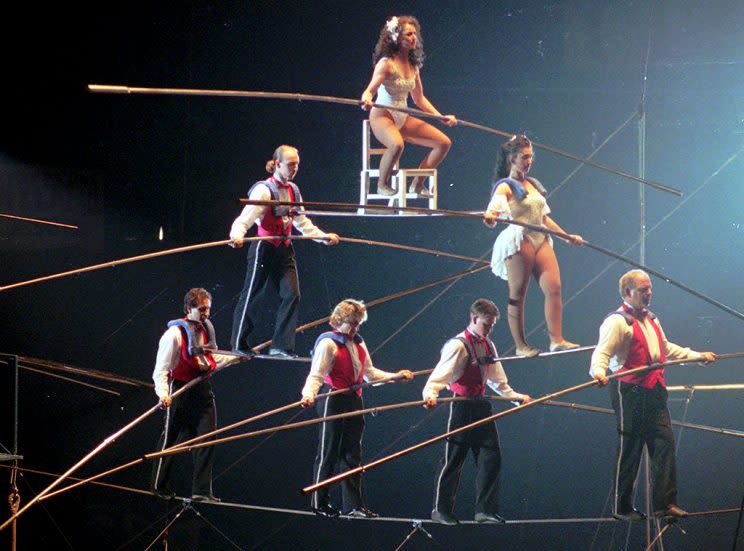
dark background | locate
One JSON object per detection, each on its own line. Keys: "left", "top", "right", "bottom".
{"left": 1, "top": 1, "right": 743, "bottom": 549}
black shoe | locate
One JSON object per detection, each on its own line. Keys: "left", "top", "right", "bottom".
{"left": 613, "top": 508, "right": 646, "bottom": 522}
{"left": 191, "top": 494, "right": 221, "bottom": 503}
{"left": 654, "top": 504, "right": 687, "bottom": 519}
{"left": 152, "top": 488, "right": 175, "bottom": 501}
{"left": 431, "top": 509, "right": 459, "bottom": 526}
{"left": 475, "top": 512, "right": 506, "bottom": 524}
{"left": 312, "top": 504, "right": 340, "bottom": 518}
{"left": 269, "top": 348, "right": 298, "bottom": 359}
{"left": 342, "top": 506, "right": 379, "bottom": 518}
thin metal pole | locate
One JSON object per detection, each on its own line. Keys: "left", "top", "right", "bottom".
{"left": 639, "top": 105, "right": 647, "bottom": 266}
{"left": 639, "top": 28, "right": 652, "bottom": 546}
{"left": 10, "top": 356, "right": 18, "bottom": 457}
{"left": 10, "top": 355, "right": 19, "bottom": 551}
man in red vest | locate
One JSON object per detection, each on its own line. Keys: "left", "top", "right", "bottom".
{"left": 300, "top": 299, "right": 413, "bottom": 518}
{"left": 423, "top": 298, "right": 532, "bottom": 526}
{"left": 591, "top": 270, "right": 716, "bottom": 521}
{"left": 151, "top": 288, "right": 240, "bottom": 502}
{"left": 229, "top": 145, "right": 339, "bottom": 358}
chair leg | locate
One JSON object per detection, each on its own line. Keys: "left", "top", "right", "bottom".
{"left": 429, "top": 173, "right": 437, "bottom": 210}
{"left": 359, "top": 172, "right": 369, "bottom": 214}
{"left": 398, "top": 171, "right": 407, "bottom": 212}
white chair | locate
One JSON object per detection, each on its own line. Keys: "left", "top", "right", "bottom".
{"left": 358, "top": 120, "right": 437, "bottom": 214}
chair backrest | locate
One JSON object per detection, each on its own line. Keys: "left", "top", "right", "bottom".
{"left": 361, "top": 119, "right": 389, "bottom": 171}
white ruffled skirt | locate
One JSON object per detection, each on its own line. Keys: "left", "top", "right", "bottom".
{"left": 490, "top": 224, "right": 552, "bottom": 280}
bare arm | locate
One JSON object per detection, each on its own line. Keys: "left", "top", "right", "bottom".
{"left": 485, "top": 359, "right": 528, "bottom": 402}
{"left": 543, "top": 215, "right": 583, "bottom": 245}
{"left": 361, "top": 59, "right": 393, "bottom": 109}
{"left": 410, "top": 71, "right": 456, "bottom": 126}
{"left": 291, "top": 212, "right": 339, "bottom": 245}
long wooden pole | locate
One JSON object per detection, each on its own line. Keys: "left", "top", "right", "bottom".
{"left": 39, "top": 372, "right": 427, "bottom": 501}
{"left": 301, "top": 354, "right": 743, "bottom": 495}
{"left": 0, "top": 359, "right": 245, "bottom": 531}
{"left": 0, "top": 213, "right": 78, "bottom": 229}
{"left": 87, "top": 84, "right": 683, "bottom": 195}
{"left": 242, "top": 199, "right": 744, "bottom": 322}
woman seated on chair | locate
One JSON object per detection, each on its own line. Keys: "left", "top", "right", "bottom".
{"left": 360, "top": 15, "right": 456, "bottom": 198}
{"left": 483, "top": 135, "right": 583, "bottom": 357}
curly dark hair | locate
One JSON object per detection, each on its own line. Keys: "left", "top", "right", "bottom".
{"left": 494, "top": 134, "right": 532, "bottom": 179}
{"left": 372, "top": 15, "right": 425, "bottom": 68}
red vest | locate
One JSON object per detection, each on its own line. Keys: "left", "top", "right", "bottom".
{"left": 170, "top": 323, "right": 217, "bottom": 382}
{"left": 615, "top": 305, "right": 666, "bottom": 389}
{"left": 255, "top": 177, "right": 298, "bottom": 247}
{"left": 449, "top": 330, "right": 491, "bottom": 397}
{"left": 319, "top": 331, "right": 367, "bottom": 396}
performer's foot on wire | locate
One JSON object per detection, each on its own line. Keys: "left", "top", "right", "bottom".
{"left": 376, "top": 184, "right": 396, "bottom": 196}
{"left": 312, "top": 504, "right": 340, "bottom": 518}
{"left": 152, "top": 488, "right": 175, "bottom": 501}
{"left": 431, "top": 509, "right": 459, "bottom": 525}
{"left": 269, "top": 348, "right": 298, "bottom": 359}
{"left": 515, "top": 345, "right": 540, "bottom": 358}
{"left": 549, "top": 340, "right": 580, "bottom": 352}
{"left": 613, "top": 508, "right": 646, "bottom": 522}
{"left": 474, "top": 512, "right": 506, "bottom": 524}
{"left": 232, "top": 347, "right": 256, "bottom": 359}
{"left": 343, "top": 506, "right": 379, "bottom": 518}
{"left": 192, "top": 494, "right": 221, "bottom": 503}
{"left": 654, "top": 504, "right": 687, "bottom": 519}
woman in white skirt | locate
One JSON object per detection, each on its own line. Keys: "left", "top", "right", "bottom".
{"left": 483, "top": 135, "right": 582, "bottom": 357}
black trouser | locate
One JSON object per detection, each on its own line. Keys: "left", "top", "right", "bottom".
{"left": 610, "top": 380, "right": 677, "bottom": 514}
{"left": 433, "top": 396, "right": 502, "bottom": 515}
{"left": 310, "top": 390, "right": 365, "bottom": 511}
{"left": 231, "top": 241, "right": 300, "bottom": 352}
{"left": 151, "top": 379, "right": 216, "bottom": 496}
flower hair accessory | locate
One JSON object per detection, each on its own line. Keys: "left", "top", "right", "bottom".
{"left": 386, "top": 16, "right": 400, "bottom": 42}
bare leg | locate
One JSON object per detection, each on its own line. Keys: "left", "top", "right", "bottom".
{"left": 369, "top": 108, "right": 404, "bottom": 195}
{"left": 400, "top": 116, "right": 452, "bottom": 194}
{"left": 533, "top": 241, "right": 577, "bottom": 349}
{"left": 533, "top": 241, "right": 563, "bottom": 343}
{"left": 505, "top": 240, "right": 536, "bottom": 354}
